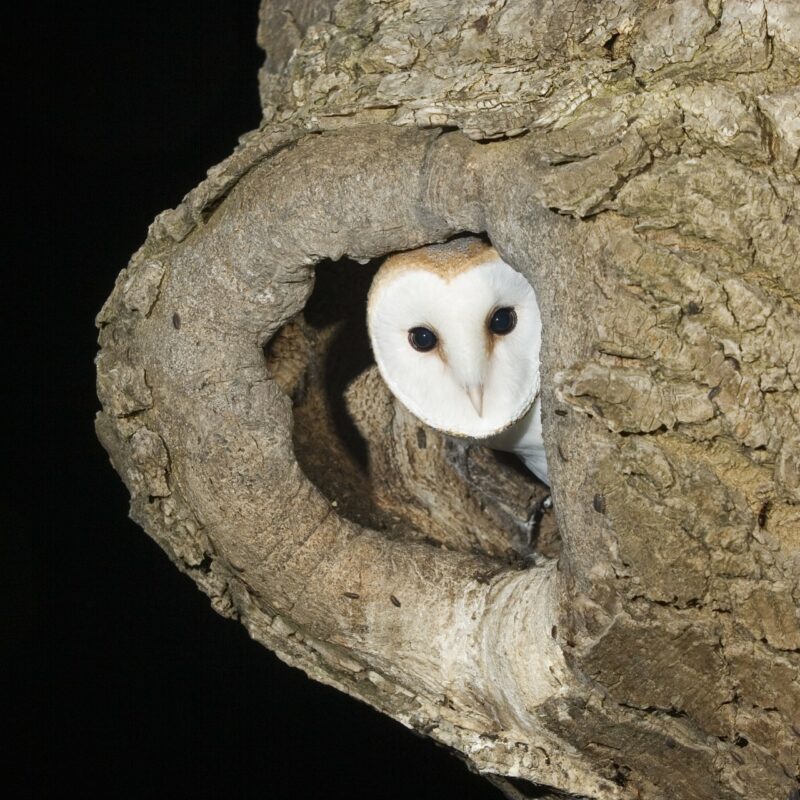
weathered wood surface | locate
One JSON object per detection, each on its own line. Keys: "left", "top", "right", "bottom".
{"left": 97, "top": 2, "right": 800, "bottom": 797}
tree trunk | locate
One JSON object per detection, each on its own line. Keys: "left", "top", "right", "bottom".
{"left": 95, "top": 1, "right": 800, "bottom": 798}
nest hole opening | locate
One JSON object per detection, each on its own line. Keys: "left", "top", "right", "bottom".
{"left": 264, "top": 255, "right": 560, "bottom": 562}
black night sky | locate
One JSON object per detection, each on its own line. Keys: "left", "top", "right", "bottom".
{"left": 21, "top": 3, "right": 504, "bottom": 797}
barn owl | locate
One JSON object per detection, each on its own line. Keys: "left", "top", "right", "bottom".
{"left": 367, "top": 237, "right": 548, "bottom": 484}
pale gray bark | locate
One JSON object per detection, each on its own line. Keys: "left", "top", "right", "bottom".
{"left": 96, "top": 2, "right": 800, "bottom": 798}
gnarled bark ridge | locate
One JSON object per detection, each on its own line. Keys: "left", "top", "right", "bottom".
{"left": 97, "top": 2, "right": 800, "bottom": 798}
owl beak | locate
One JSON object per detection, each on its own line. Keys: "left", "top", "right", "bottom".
{"left": 465, "top": 383, "right": 484, "bottom": 417}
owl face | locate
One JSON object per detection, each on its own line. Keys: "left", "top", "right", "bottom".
{"left": 367, "top": 242, "right": 542, "bottom": 439}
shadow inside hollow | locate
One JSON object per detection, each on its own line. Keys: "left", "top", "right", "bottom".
{"left": 302, "top": 259, "right": 377, "bottom": 473}
{"left": 265, "top": 256, "right": 392, "bottom": 529}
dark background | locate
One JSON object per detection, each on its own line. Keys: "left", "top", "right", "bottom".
{"left": 22, "top": 3, "right": 502, "bottom": 797}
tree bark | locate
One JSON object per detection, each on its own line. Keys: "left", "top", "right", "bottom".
{"left": 96, "top": 2, "right": 800, "bottom": 798}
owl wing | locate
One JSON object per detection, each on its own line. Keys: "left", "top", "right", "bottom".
{"left": 488, "top": 397, "right": 549, "bottom": 485}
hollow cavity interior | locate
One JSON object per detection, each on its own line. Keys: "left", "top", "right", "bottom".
{"left": 264, "top": 257, "right": 560, "bottom": 561}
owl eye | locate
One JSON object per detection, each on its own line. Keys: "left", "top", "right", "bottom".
{"left": 489, "top": 307, "right": 516, "bottom": 335}
{"left": 408, "top": 326, "right": 438, "bottom": 352}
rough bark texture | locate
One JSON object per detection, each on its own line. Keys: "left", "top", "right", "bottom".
{"left": 96, "top": 2, "right": 800, "bottom": 798}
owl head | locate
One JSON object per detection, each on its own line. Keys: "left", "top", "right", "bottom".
{"left": 367, "top": 238, "right": 542, "bottom": 439}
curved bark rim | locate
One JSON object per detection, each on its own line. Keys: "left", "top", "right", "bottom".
{"left": 96, "top": 123, "right": 617, "bottom": 797}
